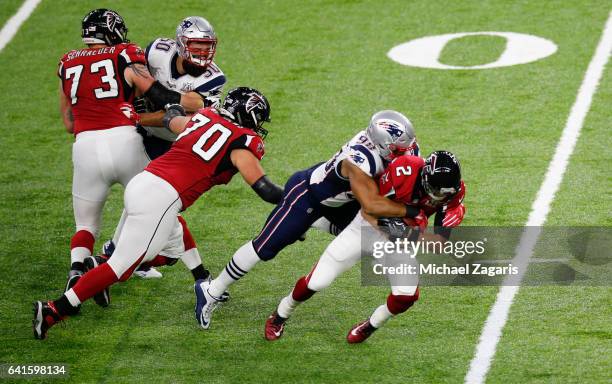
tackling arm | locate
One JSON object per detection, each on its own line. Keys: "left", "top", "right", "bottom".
{"left": 342, "top": 160, "right": 407, "bottom": 218}
{"left": 231, "top": 149, "right": 283, "bottom": 203}
{"left": 123, "top": 64, "right": 203, "bottom": 112}
{"left": 58, "top": 81, "right": 73, "bottom": 133}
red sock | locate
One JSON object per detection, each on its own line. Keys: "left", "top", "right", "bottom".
{"left": 386, "top": 288, "right": 420, "bottom": 315}
{"left": 70, "top": 230, "right": 95, "bottom": 253}
{"left": 178, "top": 216, "right": 197, "bottom": 251}
{"left": 292, "top": 276, "right": 316, "bottom": 302}
{"left": 144, "top": 255, "right": 178, "bottom": 267}
{"left": 72, "top": 263, "right": 118, "bottom": 302}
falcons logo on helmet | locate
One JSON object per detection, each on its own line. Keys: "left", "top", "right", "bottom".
{"left": 377, "top": 120, "right": 404, "bottom": 139}
{"left": 246, "top": 93, "right": 267, "bottom": 113}
{"left": 105, "top": 11, "right": 123, "bottom": 32}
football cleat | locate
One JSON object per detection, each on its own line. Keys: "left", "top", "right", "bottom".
{"left": 264, "top": 311, "right": 287, "bottom": 341}
{"left": 134, "top": 265, "right": 163, "bottom": 279}
{"left": 65, "top": 269, "right": 82, "bottom": 292}
{"left": 83, "top": 255, "right": 110, "bottom": 307}
{"left": 347, "top": 319, "right": 377, "bottom": 344}
{"left": 101, "top": 239, "right": 115, "bottom": 257}
{"left": 194, "top": 279, "right": 223, "bottom": 329}
{"left": 32, "top": 301, "right": 63, "bottom": 340}
{"left": 202, "top": 274, "right": 230, "bottom": 303}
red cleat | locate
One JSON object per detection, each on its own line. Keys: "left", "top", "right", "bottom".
{"left": 347, "top": 319, "right": 377, "bottom": 344}
{"left": 264, "top": 311, "right": 287, "bottom": 341}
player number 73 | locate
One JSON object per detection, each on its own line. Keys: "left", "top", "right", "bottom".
{"left": 64, "top": 59, "right": 119, "bottom": 105}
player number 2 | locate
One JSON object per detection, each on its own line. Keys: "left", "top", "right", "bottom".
{"left": 192, "top": 124, "right": 232, "bottom": 161}
{"left": 395, "top": 165, "right": 412, "bottom": 176}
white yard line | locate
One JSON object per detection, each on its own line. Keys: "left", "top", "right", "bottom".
{"left": 464, "top": 11, "right": 612, "bottom": 384}
{"left": 0, "top": 0, "right": 42, "bottom": 53}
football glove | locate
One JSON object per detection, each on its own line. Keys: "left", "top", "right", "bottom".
{"left": 119, "top": 102, "right": 140, "bottom": 126}
{"left": 133, "top": 96, "right": 155, "bottom": 114}
{"left": 442, "top": 204, "right": 465, "bottom": 227}
{"left": 377, "top": 217, "right": 410, "bottom": 240}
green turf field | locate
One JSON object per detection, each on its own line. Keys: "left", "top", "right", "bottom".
{"left": 0, "top": 1, "right": 610, "bottom": 383}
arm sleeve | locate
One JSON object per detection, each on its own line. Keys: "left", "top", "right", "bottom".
{"left": 251, "top": 175, "right": 283, "bottom": 204}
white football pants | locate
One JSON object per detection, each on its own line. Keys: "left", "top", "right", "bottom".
{"left": 71, "top": 126, "right": 149, "bottom": 237}
{"left": 106, "top": 171, "right": 182, "bottom": 279}
{"left": 307, "top": 212, "right": 418, "bottom": 296}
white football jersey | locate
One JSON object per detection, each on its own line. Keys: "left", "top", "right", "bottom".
{"left": 308, "top": 130, "right": 386, "bottom": 207}
{"left": 143, "top": 37, "right": 226, "bottom": 140}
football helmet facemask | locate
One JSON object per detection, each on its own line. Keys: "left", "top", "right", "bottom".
{"left": 176, "top": 16, "right": 217, "bottom": 70}
{"left": 422, "top": 151, "right": 461, "bottom": 201}
{"left": 222, "top": 87, "right": 271, "bottom": 139}
{"left": 82, "top": 9, "right": 129, "bottom": 46}
{"left": 366, "top": 110, "right": 417, "bottom": 161}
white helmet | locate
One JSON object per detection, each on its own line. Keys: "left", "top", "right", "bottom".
{"left": 366, "top": 110, "right": 416, "bottom": 161}
{"left": 176, "top": 16, "right": 217, "bottom": 68}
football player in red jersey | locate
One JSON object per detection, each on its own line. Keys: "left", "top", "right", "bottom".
{"left": 59, "top": 9, "right": 202, "bottom": 294}
{"left": 264, "top": 151, "right": 466, "bottom": 343}
{"left": 33, "top": 87, "right": 282, "bottom": 340}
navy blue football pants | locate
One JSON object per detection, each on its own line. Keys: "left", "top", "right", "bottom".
{"left": 252, "top": 169, "right": 360, "bottom": 261}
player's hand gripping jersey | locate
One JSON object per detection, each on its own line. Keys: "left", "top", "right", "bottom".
{"left": 379, "top": 155, "right": 466, "bottom": 231}
{"left": 58, "top": 43, "right": 146, "bottom": 135}
{"left": 145, "top": 107, "right": 264, "bottom": 209}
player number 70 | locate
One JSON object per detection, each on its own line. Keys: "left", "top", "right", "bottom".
{"left": 176, "top": 113, "right": 232, "bottom": 161}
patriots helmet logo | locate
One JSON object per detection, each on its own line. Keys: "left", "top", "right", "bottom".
{"left": 181, "top": 20, "right": 193, "bottom": 30}
{"left": 377, "top": 119, "right": 404, "bottom": 140}
{"left": 246, "top": 93, "right": 267, "bottom": 113}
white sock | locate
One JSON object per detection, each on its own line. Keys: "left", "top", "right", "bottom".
{"left": 369, "top": 304, "right": 393, "bottom": 328}
{"left": 70, "top": 247, "right": 90, "bottom": 265}
{"left": 277, "top": 293, "right": 299, "bottom": 319}
{"left": 181, "top": 248, "right": 202, "bottom": 270}
{"left": 311, "top": 217, "right": 331, "bottom": 232}
{"left": 311, "top": 217, "right": 341, "bottom": 235}
{"left": 209, "top": 241, "right": 260, "bottom": 298}
{"left": 65, "top": 289, "right": 82, "bottom": 307}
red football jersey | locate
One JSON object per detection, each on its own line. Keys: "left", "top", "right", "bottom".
{"left": 379, "top": 155, "right": 465, "bottom": 217}
{"left": 146, "top": 108, "right": 265, "bottom": 209}
{"left": 58, "top": 43, "right": 146, "bottom": 135}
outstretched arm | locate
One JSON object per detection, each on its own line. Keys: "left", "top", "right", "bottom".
{"left": 231, "top": 149, "right": 283, "bottom": 204}
{"left": 124, "top": 64, "right": 203, "bottom": 111}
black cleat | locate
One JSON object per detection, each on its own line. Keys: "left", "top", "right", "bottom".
{"left": 83, "top": 255, "right": 110, "bottom": 307}
{"left": 32, "top": 301, "right": 63, "bottom": 340}
{"left": 65, "top": 270, "right": 82, "bottom": 292}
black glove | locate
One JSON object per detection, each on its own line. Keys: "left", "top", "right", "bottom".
{"left": 133, "top": 96, "right": 155, "bottom": 114}
{"left": 377, "top": 217, "right": 410, "bottom": 240}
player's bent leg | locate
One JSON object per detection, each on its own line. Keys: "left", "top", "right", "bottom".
{"left": 208, "top": 174, "right": 317, "bottom": 298}
{"left": 347, "top": 287, "right": 420, "bottom": 344}
{"left": 267, "top": 214, "right": 364, "bottom": 341}
{"left": 36, "top": 172, "right": 182, "bottom": 339}
{"left": 68, "top": 195, "right": 107, "bottom": 294}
